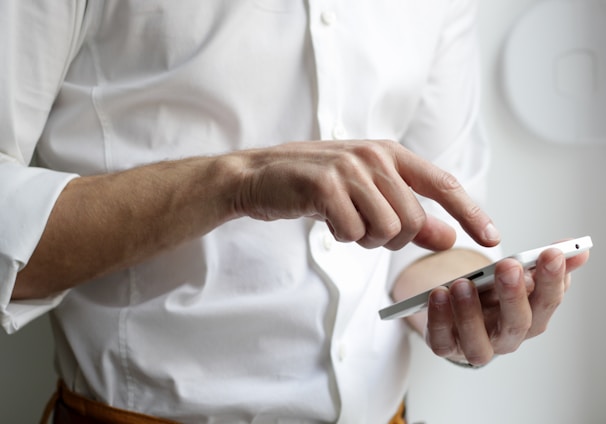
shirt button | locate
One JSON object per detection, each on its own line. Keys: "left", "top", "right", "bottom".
{"left": 337, "top": 342, "right": 347, "bottom": 362}
{"left": 322, "top": 233, "right": 335, "bottom": 251}
{"left": 332, "top": 123, "right": 347, "bottom": 140}
{"left": 321, "top": 11, "right": 337, "bottom": 26}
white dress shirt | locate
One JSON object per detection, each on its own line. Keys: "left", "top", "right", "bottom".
{"left": 0, "top": 1, "right": 498, "bottom": 422}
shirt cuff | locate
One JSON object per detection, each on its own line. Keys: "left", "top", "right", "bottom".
{"left": 0, "top": 160, "right": 78, "bottom": 334}
{"left": 1, "top": 286, "right": 69, "bottom": 335}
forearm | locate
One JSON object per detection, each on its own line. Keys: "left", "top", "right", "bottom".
{"left": 13, "top": 139, "right": 500, "bottom": 300}
{"left": 13, "top": 155, "right": 243, "bottom": 299}
{"left": 393, "top": 248, "right": 492, "bottom": 335}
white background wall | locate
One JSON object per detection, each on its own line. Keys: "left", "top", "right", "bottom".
{"left": 0, "top": 1, "right": 604, "bottom": 423}
{"left": 407, "top": 1, "right": 606, "bottom": 423}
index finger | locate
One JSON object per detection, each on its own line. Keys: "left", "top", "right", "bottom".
{"left": 395, "top": 147, "right": 500, "bottom": 248}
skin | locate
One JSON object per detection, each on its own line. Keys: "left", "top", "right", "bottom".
{"left": 395, "top": 247, "right": 589, "bottom": 365}
{"left": 14, "top": 139, "right": 498, "bottom": 298}
{"left": 13, "top": 138, "right": 588, "bottom": 364}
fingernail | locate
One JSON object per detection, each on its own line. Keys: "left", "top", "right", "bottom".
{"left": 498, "top": 267, "right": 521, "bottom": 286}
{"left": 430, "top": 288, "right": 449, "bottom": 306}
{"left": 545, "top": 254, "right": 564, "bottom": 273}
{"left": 451, "top": 280, "right": 473, "bottom": 299}
{"left": 483, "top": 222, "right": 501, "bottom": 243}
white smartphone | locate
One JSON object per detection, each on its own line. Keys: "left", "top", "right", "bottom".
{"left": 379, "top": 236, "right": 593, "bottom": 320}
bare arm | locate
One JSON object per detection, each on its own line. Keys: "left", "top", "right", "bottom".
{"left": 14, "top": 139, "right": 500, "bottom": 300}
{"left": 13, "top": 156, "right": 242, "bottom": 299}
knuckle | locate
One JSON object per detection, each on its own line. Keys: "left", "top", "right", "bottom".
{"left": 384, "top": 218, "right": 403, "bottom": 238}
{"left": 337, "top": 227, "right": 365, "bottom": 243}
{"left": 321, "top": 149, "right": 360, "bottom": 183}
{"left": 540, "top": 298, "right": 563, "bottom": 314}
{"left": 427, "top": 317, "right": 452, "bottom": 334}
{"left": 340, "top": 150, "right": 363, "bottom": 171}
{"left": 504, "top": 323, "right": 531, "bottom": 340}
{"left": 495, "top": 343, "right": 521, "bottom": 355}
{"left": 351, "top": 141, "right": 391, "bottom": 167}
{"left": 368, "top": 218, "right": 402, "bottom": 243}
{"left": 462, "top": 203, "right": 484, "bottom": 224}
{"left": 528, "top": 323, "right": 548, "bottom": 337}
{"left": 326, "top": 216, "right": 366, "bottom": 245}
{"left": 465, "top": 351, "right": 493, "bottom": 366}
{"left": 457, "top": 318, "right": 478, "bottom": 335}
{"left": 356, "top": 236, "right": 380, "bottom": 249}
{"left": 493, "top": 323, "right": 531, "bottom": 354}
{"left": 435, "top": 170, "right": 461, "bottom": 192}
{"left": 320, "top": 167, "right": 341, "bottom": 188}
{"left": 314, "top": 170, "right": 343, "bottom": 200}
{"left": 389, "top": 214, "right": 425, "bottom": 250}
{"left": 431, "top": 345, "right": 457, "bottom": 358}
{"left": 533, "top": 292, "right": 564, "bottom": 314}
{"left": 328, "top": 216, "right": 364, "bottom": 243}
{"left": 357, "top": 216, "right": 402, "bottom": 249}
{"left": 403, "top": 209, "right": 426, "bottom": 236}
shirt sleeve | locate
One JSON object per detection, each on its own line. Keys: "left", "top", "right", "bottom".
{"left": 0, "top": 1, "right": 88, "bottom": 334}
{"left": 388, "top": 0, "right": 502, "bottom": 288}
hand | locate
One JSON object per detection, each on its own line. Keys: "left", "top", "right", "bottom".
{"left": 17, "top": 139, "right": 499, "bottom": 299}
{"left": 424, "top": 246, "right": 590, "bottom": 366}
{"left": 234, "top": 139, "right": 500, "bottom": 251}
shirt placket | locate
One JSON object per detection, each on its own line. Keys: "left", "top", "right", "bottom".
{"left": 307, "top": 0, "right": 348, "bottom": 142}
{"left": 307, "top": 2, "right": 367, "bottom": 421}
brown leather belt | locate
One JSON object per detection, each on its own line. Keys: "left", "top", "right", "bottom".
{"left": 40, "top": 381, "right": 179, "bottom": 424}
{"left": 42, "top": 380, "right": 407, "bottom": 424}
{"left": 388, "top": 400, "right": 407, "bottom": 424}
